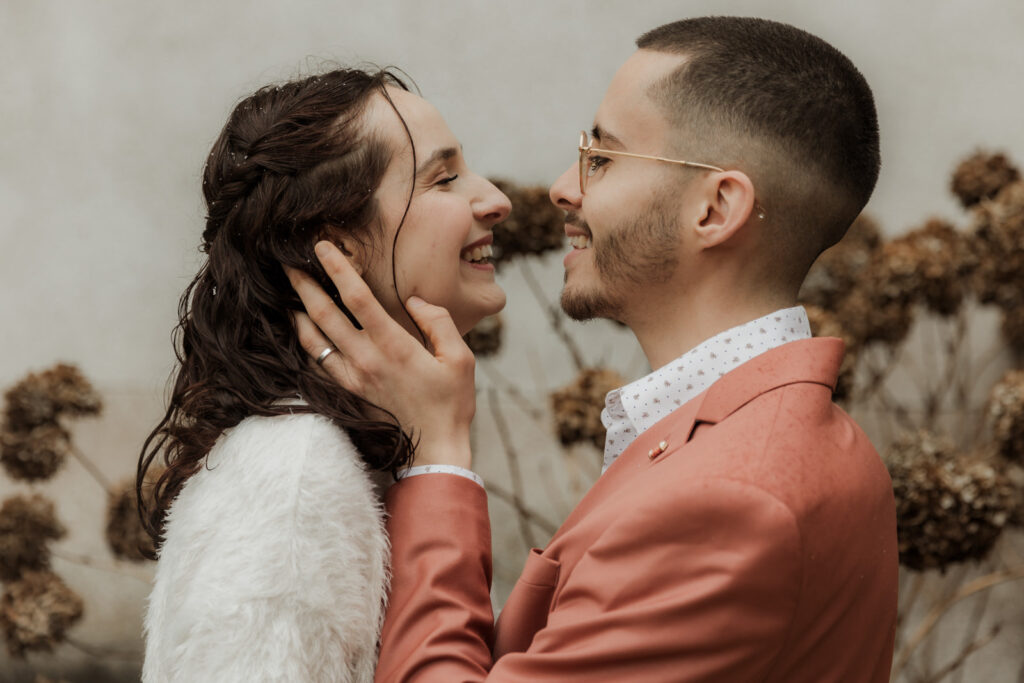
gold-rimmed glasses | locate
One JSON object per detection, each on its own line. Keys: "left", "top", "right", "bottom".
{"left": 578, "top": 130, "right": 725, "bottom": 195}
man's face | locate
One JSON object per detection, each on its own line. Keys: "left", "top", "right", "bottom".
{"left": 550, "top": 50, "right": 692, "bottom": 323}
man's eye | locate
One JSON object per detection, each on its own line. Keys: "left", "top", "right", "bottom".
{"left": 587, "top": 156, "right": 609, "bottom": 176}
{"left": 437, "top": 174, "right": 459, "bottom": 186}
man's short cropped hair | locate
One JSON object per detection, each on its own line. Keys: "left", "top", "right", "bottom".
{"left": 637, "top": 17, "right": 880, "bottom": 252}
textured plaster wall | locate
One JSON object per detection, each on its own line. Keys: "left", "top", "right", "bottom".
{"left": 1, "top": 0, "right": 1023, "bottom": 679}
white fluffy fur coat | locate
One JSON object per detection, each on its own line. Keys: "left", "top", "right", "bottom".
{"left": 143, "top": 412, "right": 389, "bottom": 682}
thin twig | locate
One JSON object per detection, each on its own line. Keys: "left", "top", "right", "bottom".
{"left": 950, "top": 583, "right": 992, "bottom": 683}
{"left": 970, "top": 339, "right": 1010, "bottom": 396}
{"left": 856, "top": 345, "right": 902, "bottom": 405}
{"left": 51, "top": 549, "right": 153, "bottom": 584}
{"left": 478, "top": 361, "right": 546, "bottom": 422}
{"left": 64, "top": 635, "right": 143, "bottom": 661}
{"left": 488, "top": 388, "right": 538, "bottom": 548}
{"left": 896, "top": 571, "right": 928, "bottom": 648}
{"left": 518, "top": 259, "right": 586, "bottom": 372}
{"left": 922, "top": 624, "right": 1001, "bottom": 683}
{"left": 484, "top": 482, "right": 559, "bottom": 537}
{"left": 893, "top": 564, "right": 1024, "bottom": 676}
{"left": 69, "top": 445, "right": 113, "bottom": 493}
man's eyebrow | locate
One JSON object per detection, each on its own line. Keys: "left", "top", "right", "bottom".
{"left": 591, "top": 124, "right": 625, "bottom": 149}
{"left": 416, "top": 146, "right": 460, "bottom": 176}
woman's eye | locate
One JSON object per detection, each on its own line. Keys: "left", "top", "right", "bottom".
{"left": 436, "top": 174, "right": 459, "bottom": 186}
{"left": 586, "top": 156, "right": 609, "bottom": 177}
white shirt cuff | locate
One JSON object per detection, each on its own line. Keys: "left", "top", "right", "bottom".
{"left": 398, "top": 464, "right": 484, "bottom": 489}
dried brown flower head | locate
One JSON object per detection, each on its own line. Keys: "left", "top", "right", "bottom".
{"left": 551, "top": 368, "right": 624, "bottom": 449}
{"left": 463, "top": 314, "right": 503, "bottom": 357}
{"left": 0, "top": 570, "right": 83, "bottom": 657}
{"left": 988, "top": 370, "right": 1024, "bottom": 462}
{"left": 805, "top": 305, "right": 858, "bottom": 402}
{"left": 0, "top": 495, "right": 66, "bottom": 582}
{"left": 951, "top": 151, "right": 1020, "bottom": 208}
{"left": 488, "top": 180, "right": 565, "bottom": 261}
{"left": 969, "top": 180, "right": 1024, "bottom": 308}
{"left": 833, "top": 277, "right": 915, "bottom": 348}
{"left": 106, "top": 476, "right": 159, "bottom": 562}
{"left": 799, "top": 213, "right": 882, "bottom": 311}
{"left": 0, "top": 423, "right": 71, "bottom": 482}
{"left": 2, "top": 364, "right": 101, "bottom": 432}
{"left": 1001, "top": 305, "right": 1024, "bottom": 354}
{"left": 886, "top": 431, "right": 1017, "bottom": 571}
{"left": 877, "top": 219, "right": 973, "bottom": 316}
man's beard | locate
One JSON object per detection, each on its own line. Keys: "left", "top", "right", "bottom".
{"left": 560, "top": 195, "right": 680, "bottom": 322}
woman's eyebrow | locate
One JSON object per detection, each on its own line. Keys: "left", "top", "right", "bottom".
{"left": 416, "top": 146, "right": 460, "bottom": 177}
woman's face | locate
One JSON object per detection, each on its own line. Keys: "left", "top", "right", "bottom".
{"left": 356, "top": 88, "right": 511, "bottom": 337}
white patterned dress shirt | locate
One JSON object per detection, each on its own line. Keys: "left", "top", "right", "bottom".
{"left": 600, "top": 306, "right": 811, "bottom": 472}
{"left": 405, "top": 306, "right": 810, "bottom": 486}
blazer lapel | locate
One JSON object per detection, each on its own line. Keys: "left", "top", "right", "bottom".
{"left": 547, "top": 337, "right": 844, "bottom": 543}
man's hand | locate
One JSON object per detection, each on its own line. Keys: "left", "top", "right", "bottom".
{"left": 285, "top": 241, "right": 476, "bottom": 469}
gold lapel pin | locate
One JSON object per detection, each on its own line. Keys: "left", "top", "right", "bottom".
{"left": 648, "top": 440, "right": 669, "bottom": 460}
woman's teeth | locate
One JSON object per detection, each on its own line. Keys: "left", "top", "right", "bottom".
{"left": 569, "top": 235, "right": 592, "bottom": 249}
{"left": 462, "top": 243, "right": 494, "bottom": 263}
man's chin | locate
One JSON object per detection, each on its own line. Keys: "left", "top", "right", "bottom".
{"left": 559, "top": 287, "right": 619, "bottom": 322}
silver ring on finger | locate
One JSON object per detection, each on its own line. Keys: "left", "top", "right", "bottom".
{"left": 315, "top": 346, "right": 337, "bottom": 366}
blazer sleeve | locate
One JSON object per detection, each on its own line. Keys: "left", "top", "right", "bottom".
{"left": 376, "top": 475, "right": 802, "bottom": 682}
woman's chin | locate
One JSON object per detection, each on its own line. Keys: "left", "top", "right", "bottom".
{"left": 454, "top": 293, "right": 506, "bottom": 336}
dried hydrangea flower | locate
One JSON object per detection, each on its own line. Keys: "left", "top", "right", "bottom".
{"left": 877, "top": 219, "right": 973, "bottom": 316}
{"left": 0, "top": 569, "right": 83, "bottom": 657}
{"left": 0, "top": 423, "right": 71, "bottom": 482}
{"left": 799, "top": 213, "right": 882, "bottom": 311}
{"left": 463, "top": 314, "right": 503, "bottom": 357}
{"left": 805, "top": 305, "right": 858, "bottom": 402}
{"left": 488, "top": 180, "right": 565, "bottom": 261}
{"left": 951, "top": 151, "right": 1020, "bottom": 208}
{"left": 886, "top": 431, "right": 1017, "bottom": 571}
{"left": 833, "top": 277, "right": 915, "bottom": 348}
{"left": 969, "top": 180, "right": 1024, "bottom": 308}
{"left": 2, "top": 364, "right": 102, "bottom": 432}
{"left": 550, "top": 368, "right": 625, "bottom": 449}
{"left": 988, "top": 369, "right": 1024, "bottom": 462}
{"left": 105, "top": 477, "right": 157, "bottom": 562}
{"left": 1001, "top": 306, "right": 1024, "bottom": 354}
{"left": 0, "top": 495, "right": 66, "bottom": 582}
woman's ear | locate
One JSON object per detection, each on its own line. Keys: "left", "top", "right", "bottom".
{"left": 692, "top": 171, "right": 758, "bottom": 250}
{"left": 333, "top": 234, "right": 367, "bottom": 276}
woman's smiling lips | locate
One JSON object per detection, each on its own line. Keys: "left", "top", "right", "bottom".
{"left": 460, "top": 234, "right": 496, "bottom": 271}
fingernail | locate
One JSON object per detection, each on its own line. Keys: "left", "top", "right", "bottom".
{"left": 314, "top": 241, "right": 331, "bottom": 258}
{"left": 407, "top": 296, "right": 425, "bottom": 309}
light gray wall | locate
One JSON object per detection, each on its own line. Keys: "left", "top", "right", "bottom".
{"left": 1, "top": 0, "right": 1023, "bottom": 677}
{"left": 3, "top": 0, "right": 1023, "bottom": 390}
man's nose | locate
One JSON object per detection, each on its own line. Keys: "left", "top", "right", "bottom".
{"left": 549, "top": 163, "right": 582, "bottom": 211}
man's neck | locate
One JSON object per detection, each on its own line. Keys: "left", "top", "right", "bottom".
{"left": 626, "top": 289, "right": 799, "bottom": 370}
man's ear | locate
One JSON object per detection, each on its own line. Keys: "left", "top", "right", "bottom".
{"left": 692, "top": 171, "right": 758, "bottom": 250}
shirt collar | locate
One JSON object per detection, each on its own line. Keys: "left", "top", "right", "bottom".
{"left": 601, "top": 306, "right": 811, "bottom": 468}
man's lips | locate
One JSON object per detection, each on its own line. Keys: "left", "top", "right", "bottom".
{"left": 563, "top": 211, "right": 592, "bottom": 239}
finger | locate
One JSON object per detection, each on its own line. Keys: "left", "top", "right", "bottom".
{"left": 291, "top": 311, "right": 362, "bottom": 392}
{"left": 405, "top": 297, "right": 473, "bottom": 364}
{"left": 284, "top": 265, "right": 362, "bottom": 352}
{"left": 313, "top": 241, "right": 394, "bottom": 336}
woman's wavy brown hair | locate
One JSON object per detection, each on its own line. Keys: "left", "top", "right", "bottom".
{"left": 137, "top": 67, "right": 416, "bottom": 554}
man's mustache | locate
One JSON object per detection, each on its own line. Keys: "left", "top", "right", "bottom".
{"left": 565, "top": 211, "right": 592, "bottom": 238}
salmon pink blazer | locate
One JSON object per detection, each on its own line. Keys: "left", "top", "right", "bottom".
{"left": 376, "top": 338, "right": 898, "bottom": 682}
